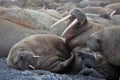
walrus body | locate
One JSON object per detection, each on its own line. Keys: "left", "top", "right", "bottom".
{"left": 6, "top": 34, "right": 82, "bottom": 73}
{"left": 87, "top": 27, "right": 120, "bottom": 66}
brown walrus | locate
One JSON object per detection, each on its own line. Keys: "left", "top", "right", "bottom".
{"left": 53, "top": 8, "right": 104, "bottom": 49}
{"left": 6, "top": 34, "right": 82, "bottom": 73}
{"left": 87, "top": 26, "right": 120, "bottom": 67}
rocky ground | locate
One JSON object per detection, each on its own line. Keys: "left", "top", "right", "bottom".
{"left": 0, "top": 58, "right": 105, "bottom": 80}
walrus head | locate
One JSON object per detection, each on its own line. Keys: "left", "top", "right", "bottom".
{"left": 87, "top": 30, "right": 103, "bottom": 52}
{"left": 62, "top": 8, "right": 88, "bottom": 42}
{"left": 52, "top": 8, "right": 89, "bottom": 41}
{"left": 87, "top": 27, "right": 120, "bottom": 66}
{"left": 6, "top": 49, "right": 38, "bottom": 70}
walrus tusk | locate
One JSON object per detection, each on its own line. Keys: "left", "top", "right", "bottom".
{"left": 61, "top": 19, "right": 78, "bottom": 36}
{"left": 51, "top": 15, "right": 71, "bottom": 27}
{"left": 110, "top": 10, "right": 116, "bottom": 17}
{"left": 32, "top": 56, "right": 40, "bottom": 58}
{"left": 28, "top": 65, "right": 35, "bottom": 70}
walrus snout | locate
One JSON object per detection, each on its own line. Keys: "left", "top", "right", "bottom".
{"left": 51, "top": 8, "right": 88, "bottom": 37}
{"left": 13, "top": 51, "right": 35, "bottom": 70}
{"left": 61, "top": 8, "right": 88, "bottom": 38}
{"left": 68, "top": 8, "right": 87, "bottom": 24}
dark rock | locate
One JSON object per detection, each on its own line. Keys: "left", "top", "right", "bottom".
{"left": 79, "top": 68, "right": 105, "bottom": 79}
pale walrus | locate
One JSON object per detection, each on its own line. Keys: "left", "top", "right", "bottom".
{"left": 0, "top": 18, "right": 50, "bottom": 58}
{"left": 87, "top": 26, "right": 120, "bottom": 67}
{"left": 105, "top": 3, "right": 120, "bottom": 15}
{"left": 53, "top": 8, "right": 104, "bottom": 49}
{"left": 6, "top": 34, "right": 82, "bottom": 73}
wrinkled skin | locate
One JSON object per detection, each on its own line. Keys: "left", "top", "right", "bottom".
{"left": 6, "top": 34, "right": 82, "bottom": 74}
{"left": 6, "top": 34, "right": 72, "bottom": 73}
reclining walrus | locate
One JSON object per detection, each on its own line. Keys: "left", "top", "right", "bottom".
{"left": 6, "top": 34, "right": 82, "bottom": 73}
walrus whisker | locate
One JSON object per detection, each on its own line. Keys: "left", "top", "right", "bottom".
{"left": 110, "top": 10, "right": 116, "bottom": 17}
{"left": 28, "top": 65, "right": 35, "bottom": 70}
{"left": 61, "top": 19, "right": 78, "bottom": 36}
{"left": 32, "top": 56, "right": 40, "bottom": 58}
{"left": 51, "top": 15, "right": 71, "bottom": 27}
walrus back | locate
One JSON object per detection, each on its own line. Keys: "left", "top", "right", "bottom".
{"left": 102, "top": 27, "right": 120, "bottom": 66}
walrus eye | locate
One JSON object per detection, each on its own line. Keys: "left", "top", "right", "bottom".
{"left": 87, "top": 36, "right": 102, "bottom": 52}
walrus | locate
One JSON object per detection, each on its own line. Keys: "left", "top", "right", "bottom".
{"left": 53, "top": 8, "right": 104, "bottom": 49}
{"left": 87, "top": 26, "right": 120, "bottom": 67}
{"left": 97, "top": 10, "right": 120, "bottom": 26}
{"left": 105, "top": 3, "right": 120, "bottom": 15}
{"left": 6, "top": 34, "right": 82, "bottom": 73}
{"left": 81, "top": 6, "right": 113, "bottom": 15}
{"left": 0, "top": 18, "right": 50, "bottom": 58}
{"left": 78, "top": 50, "right": 120, "bottom": 80}
{"left": 79, "top": 0, "right": 107, "bottom": 8}
{"left": 0, "top": 15, "right": 36, "bottom": 29}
